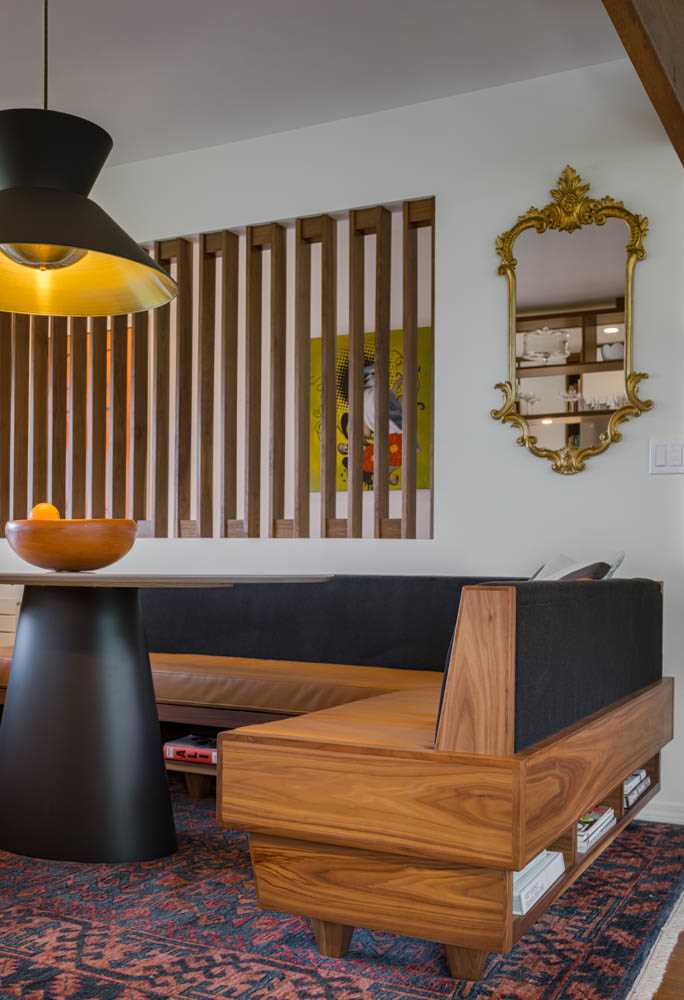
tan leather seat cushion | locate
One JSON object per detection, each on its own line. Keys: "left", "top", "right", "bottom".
{"left": 0, "top": 647, "right": 440, "bottom": 715}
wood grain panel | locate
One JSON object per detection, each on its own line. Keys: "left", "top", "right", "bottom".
{"left": 251, "top": 835, "right": 512, "bottom": 950}
{"left": 347, "top": 211, "right": 365, "bottom": 537}
{"left": 435, "top": 586, "right": 516, "bottom": 756}
{"left": 0, "top": 315, "right": 11, "bottom": 529}
{"left": 89, "top": 317, "right": 107, "bottom": 517}
{"left": 268, "top": 225, "right": 287, "bottom": 536}
{"left": 244, "top": 227, "right": 262, "bottom": 537}
{"left": 320, "top": 216, "right": 337, "bottom": 536}
{"left": 269, "top": 224, "right": 287, "bottom": 535}
{"left": 153, "top": 241, "right": 171, "bottom": 537}
{"left": 374, "top": 207, "right": 391, "bottom": 535}
{"left": 521, "top": 677, "right": 674, "bottom": 863}
{"left": 49, "top": 317, "right": 67, "bottom": 516}
{"left": 175, "top": 239, "right": 193, "bottom": 531}
{"left": 69, "top": 317, "right": 87, "bottom": 518}
{"left": 11, "top": 315, "right": 30, "bottom": 518}
{"left": 30, "top": 316, "right": 49, "bottom": 505}
{"left": 220, "top": 231, "right": 239, "bottom": 535}
{"left": 109, "top": 315, "right": 128, "bottom": 518}
{"left": 131, "top": 312, "right": 149, "bottom": 521}
{"left": 402, "top": 202, "right": 418, "bottom": 537}
{"left": 198, "top": 234, "right": 216, "bottom": 537}
{"left": 294, "top": 220, "right": 311, "bottom": 537}
{"left": 219, "top": 733, "right": 518, "bottom": 867}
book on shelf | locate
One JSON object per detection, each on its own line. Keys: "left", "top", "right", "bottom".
{"left": 624, "top": 774, "right": 652, "bottom": 809}
{"left": 577, "top": 805, "right": 616, "bottom": 854}
{"left": 163, "top": 734, "right": 217, "bottom": 766}
{"left": 623, "top": 769, "right": 647, "bottom": 796}
{"left": 512, "top": 850, "right": 565, "bottom": 916}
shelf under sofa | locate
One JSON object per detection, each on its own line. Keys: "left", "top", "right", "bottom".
{"left": 513, "top": 775, "right": 660, "bottom": 941}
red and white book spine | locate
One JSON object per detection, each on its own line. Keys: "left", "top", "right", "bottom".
{"left": 164, "top": 742, "right": 217, "bottom": 766}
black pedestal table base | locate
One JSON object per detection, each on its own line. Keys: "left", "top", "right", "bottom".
{"left": 0, "top": 585, "right": 177, "bottom": 862}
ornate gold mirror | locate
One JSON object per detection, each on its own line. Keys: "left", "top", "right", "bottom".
{"left": 492, "top": 166, "right": 652, "bottom": 474}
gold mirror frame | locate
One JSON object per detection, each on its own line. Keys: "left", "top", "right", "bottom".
{"left": 491, "top": 166, "right": 653, "bottom": 474}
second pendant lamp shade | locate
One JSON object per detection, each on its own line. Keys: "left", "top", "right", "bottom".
{"left": 0, "top": 108, "right": 177, "bottom": 317}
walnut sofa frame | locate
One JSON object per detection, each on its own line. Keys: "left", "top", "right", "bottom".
{"left": 219, "top": 585, "right": 674, "bottom": 981}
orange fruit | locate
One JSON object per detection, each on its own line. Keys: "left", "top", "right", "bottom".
{"left": 29, "top": 502, "right": 61, "bottom": 521}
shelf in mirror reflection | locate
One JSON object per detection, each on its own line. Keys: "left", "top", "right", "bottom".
{"left": 523, "top": 410, "right": 614, "bottom": 425}
{"left": 517, "top": 360, "right": 624, "bottom": 379}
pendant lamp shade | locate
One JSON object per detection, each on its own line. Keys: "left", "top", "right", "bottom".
{"left": 0, "top": 109, "right": 176, "bottom": 317}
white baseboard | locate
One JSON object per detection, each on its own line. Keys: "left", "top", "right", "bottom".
{"left": 639, "top": 799, "right": 684, "bottom": 825}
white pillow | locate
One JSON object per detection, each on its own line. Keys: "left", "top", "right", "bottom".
{"left": 531, "top": 551, "right": 625, "bottom": 581}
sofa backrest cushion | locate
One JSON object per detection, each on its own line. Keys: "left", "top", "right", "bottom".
{"left": 514, "top": 579, "right": 663, "bottom": 751}
{"left": 140, "top": 575, "right": 504, "bottom": 670}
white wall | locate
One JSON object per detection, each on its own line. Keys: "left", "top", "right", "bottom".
{"left": 7, "top": 60, "right": 684, "bottom": 817}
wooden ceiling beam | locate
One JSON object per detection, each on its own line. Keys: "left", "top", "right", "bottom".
{"left": 602, "top": 0, "right": 684, "bottom": 165}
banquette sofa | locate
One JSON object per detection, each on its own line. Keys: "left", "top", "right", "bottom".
{"left": 0, "top": 574, "right": 674, "bottom": 981}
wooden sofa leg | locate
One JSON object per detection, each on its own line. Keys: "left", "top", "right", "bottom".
{"left": 184, "top": 772, "right": 215, "bottom": 799}
{"left": 444, "top": 945, "right": 488, "bottom": 980}
{"left": 311, "top": 918, "right": 354, "bottom": 958}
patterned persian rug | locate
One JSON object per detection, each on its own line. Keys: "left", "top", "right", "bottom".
{"left": 0, "top": 784, "right": 681, "bottom": 999}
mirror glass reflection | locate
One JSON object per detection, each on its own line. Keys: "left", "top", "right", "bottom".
{"left": 514, "top": 218, "right": 627, "bottom": 452}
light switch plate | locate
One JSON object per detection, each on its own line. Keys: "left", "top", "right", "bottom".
{"left": 649, "top": 439, "right": 684, "bottom": 474}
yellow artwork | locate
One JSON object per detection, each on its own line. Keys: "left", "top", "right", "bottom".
{"left": 309, "top": 328, "right": 433, "bottom": 491}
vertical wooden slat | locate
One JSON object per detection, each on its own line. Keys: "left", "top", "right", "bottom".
{"left": 90, "top": 317, "right": 108, "bottom": 517}
{"left": 320, "top": 216, "right": 337, "bottom": 537}
{"left": 402, "top": 202, "right": 418, "bottom": 538}
{"left": 428, "top": 201, "right": 436, "bottom": 539}
{"left": 109, "top": 315, "right": 128, "bottom": 518}
{"left": 269, "top": 224, "right": 287, "bottom": 535}
{"left": 49, "top": 317, "right": 68, "bottom": 516}
{"left": 153, "top": 242, "right": 171, "bottom": 537}
{"left": 220, "top": 231, "right": 239, "bottom": 535}
{"left": 175, "top": 239, "right": 193, "bottom": 532}
{"left": 31, "top": 316, "right": 49, "bottom": 505}
{"left": 294, "top": 221, "right": 311, "bottom": 537}
{"left": 12, "top": 315, "right": 30, "bottom": 519}
{"left": 244, "top": 227, "right": 262, "bottom": 538}
{"left": 198, "top": 235, "right": 216, "bottom": 537}
{"left": 0, "top": 314, "right": 12, "bottom": 530}
{"left": 374, "top": 207, "right": 391, "bottom": 536}
{"left": 347, "top": 211, "right": 365, "bottom": 537}
{"left": 131, "top": 311, "right": 149, "bottom": 521}
{"left": 69, "top": 317, "right": 87, "bottom": 518}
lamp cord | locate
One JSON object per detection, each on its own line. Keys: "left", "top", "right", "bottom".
{"left": 43, "top": 0, "right": 48, "bottom": 110}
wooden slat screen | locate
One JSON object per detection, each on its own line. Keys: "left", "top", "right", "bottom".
{"left": 0, "top": 196, "right": 434, "bottom": 540}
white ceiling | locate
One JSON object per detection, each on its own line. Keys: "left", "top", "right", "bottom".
{"left": 0, "top": 1, "right": 624, "bottom": 166}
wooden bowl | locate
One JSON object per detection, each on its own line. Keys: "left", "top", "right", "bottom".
{"left": 5, "top": 518, "right": 137, "bottom": 572}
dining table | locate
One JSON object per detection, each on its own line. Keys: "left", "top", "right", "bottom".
{"left": 0, "top": 572, "right": 331, "bottom": 863}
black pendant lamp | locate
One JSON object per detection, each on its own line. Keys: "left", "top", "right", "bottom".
{"left": 0, "top": 1, "right": 176, "bottom": 317}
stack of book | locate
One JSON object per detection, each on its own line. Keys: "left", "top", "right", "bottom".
{"left": 624, "top": 768, "right": 652, "bottom": 809}
{"left": 576, "top": 805, "right": 616, "bottom": 854}
{"left": 512, "top": 850, "right": 565, "bottom": 916}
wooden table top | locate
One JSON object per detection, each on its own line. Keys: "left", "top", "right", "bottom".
{"left": 0, "top": 572, "right": 333, "bottom": 588}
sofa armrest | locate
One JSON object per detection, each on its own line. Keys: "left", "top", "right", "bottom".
{"left": 435, "top": 579, "right": 663, "bottom": 754}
